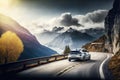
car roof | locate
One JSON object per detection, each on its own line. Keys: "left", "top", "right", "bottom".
{"left": 71, "top": 51, "right": 79, "bottom": 52}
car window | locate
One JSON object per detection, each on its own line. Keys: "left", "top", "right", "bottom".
{"left": 70, "top": 51, "right": 81, "bottom": 54}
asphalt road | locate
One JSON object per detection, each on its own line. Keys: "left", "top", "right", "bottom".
{"left": 15, "top": 52, "right": 112, "bottom": 80}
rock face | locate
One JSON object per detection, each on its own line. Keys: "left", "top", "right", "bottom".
{"left": 0, "top": 14, "right": 56, "bottom": 60}
{"left": 82, "top": 35, "right": 107, "bottom": 52}
{"left": 105, "top": 0, "right": 120, "bottom": 54}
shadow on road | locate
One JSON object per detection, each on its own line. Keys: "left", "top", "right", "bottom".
{"left": 70, "top": 59, "right": 97, "bottom": 63}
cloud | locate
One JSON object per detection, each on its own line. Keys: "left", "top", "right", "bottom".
{"left": 74, "top": 10, "right": 108, "bottom": 29}
{"left": 83, "top": 10, "right": 108, "bottom": 23}
{"left": 29, "top": 9, "right": 108, "bottom": 34}
{"left": 59, "top": 13, "right": 82, "bottom": 27}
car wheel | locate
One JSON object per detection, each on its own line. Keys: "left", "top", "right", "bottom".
{"left": 88, "top": 57, "right": 90, "bottom": 60}
{"left": 68, "top": 58, "right": 71, "bottom": 61}
{"left": 86, "top": 58, "right": 90, "bottom": 61}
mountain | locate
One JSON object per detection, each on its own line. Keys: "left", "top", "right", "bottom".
{"left": 82, "top": 0, "right": 120, "bottom": 80}
{"left": 82, "top": 28, "right": 105, "bottom": 38}
{"left": 105, "top": 0, "right": 120, "bottom": 80}
{"left": 37, "top": 27, "right": 104, "bottom": 53}
{"left": 105, "top": 0, "right": 120, "bottom": 54}
{"left": 37, "top": 30, "right": 59, "bottom": 44}
{"left": 47, "top": 28, "right": 95, "bottom": 50}
{"left": 0, "top": 14, "right": 57, "bottom": 60}
{"left": 82, "top": 35, "right": 106, "bottom": 52}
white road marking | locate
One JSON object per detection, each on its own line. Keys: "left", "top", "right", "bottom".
{"left": 99, "top": 54, "right": 110, "bottom": 79}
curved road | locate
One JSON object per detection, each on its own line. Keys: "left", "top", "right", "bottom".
{"left": 17, "top": 52, "right": 112, "bottom": 80}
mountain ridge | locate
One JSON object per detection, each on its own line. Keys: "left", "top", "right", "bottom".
{"left": 47, "top": 28, "right": 95, "bottom": 50}
{"left": 0, "top": 13, "right": 57, "bottom": 60}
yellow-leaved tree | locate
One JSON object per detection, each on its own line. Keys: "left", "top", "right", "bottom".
{"left": 0, "top": 31, "right": 24, "bottom": 64}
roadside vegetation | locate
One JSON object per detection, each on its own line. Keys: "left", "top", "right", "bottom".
{"left": 0, "top": 31, "right": 24, "bottom": 64}
{"left": 63, "top": 45, "right": 71, "bottom": 55}
{"left": 109, "top": 50, "right": 120, "bottom": 80}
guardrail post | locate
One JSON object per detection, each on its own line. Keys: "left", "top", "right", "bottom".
{"left": 23, "top": 64, "right": 26, "bottom": 69}
{"left": 65, "top": 55, "right": 68, "bottom": 59}
{"left": 55, "top": 56, "right": 57, "bottom": 61}
{"left": 46, "top": 58, "right": 49, "bottom": 63}
{"left": 37, "top": 61, "right": 40, "bottom": 65}
{"left": 63, "top": 55, "right": 65, "bottom": 59}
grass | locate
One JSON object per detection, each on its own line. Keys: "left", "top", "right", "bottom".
{"left": 108, "top": 52, "right": 120, "bottom": 80}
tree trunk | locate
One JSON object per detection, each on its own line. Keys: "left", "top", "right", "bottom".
{"left": 4, "top": 56, "right": 7, "bottom": 64}
{"left": 4, "top": 49, "right": 8, "bottom": 64}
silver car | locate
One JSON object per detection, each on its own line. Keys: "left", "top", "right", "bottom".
{"left": 68, "top": 50, "right": 90, "bottom": 61}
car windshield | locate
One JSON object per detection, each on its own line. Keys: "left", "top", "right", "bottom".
{"left": 70, "top": 51, "right": 81, "bottom": 54}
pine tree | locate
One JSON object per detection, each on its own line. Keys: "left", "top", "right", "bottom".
{"left": 63, "top": 45, "right": 71, "bottom": 55}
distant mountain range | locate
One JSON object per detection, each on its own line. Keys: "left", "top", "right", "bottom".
{"left": 0, "top": 14, "right": 57, "bottom": 60}
{"left": 47, "top": 28, "right": 95, "bottom": 50}
{"left": 37, "top": 28, "right": 103, "bottom": 53}
{"left": 82, "top": 28, "right": 104, "bottom": 38}
{"left": 37, "top": 27, "right": 104, "bottom": 53}
{"left": 37, "top": 30, "right": 60, "bottom": 44}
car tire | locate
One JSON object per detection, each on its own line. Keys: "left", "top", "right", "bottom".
{"left": 87, "top": 58, "right": 90, "bottom": 61}
{"left": 68, "top": 58, "right": 71, "bottom": 61}
{"left": 88, "top": 58, "right": 90, "bottom": 60}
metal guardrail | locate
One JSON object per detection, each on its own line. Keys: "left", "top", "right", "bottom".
{"left": 0, "top": 54, "right": 68, "bottom": 74}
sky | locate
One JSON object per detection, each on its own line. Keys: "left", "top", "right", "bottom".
{"left": 19, "top": 0, "right": 113, "bottom": 21}
{"left": 0, "top": 0, "right": 114, "bottom": 34}
{"left": 21, "top": 0, "right": 113, "bottom": 14}
{"left": 20, "top": 0, "right": 113, "bottom": 12}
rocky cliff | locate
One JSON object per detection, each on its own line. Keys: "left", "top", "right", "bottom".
{"left": 83, "top": 0, "right": 120, "bottom": 54}
{"left": 105, "top": 0, "right": 120, "bottom": 54}
{"left": 106, "top": 1, "right": 120, "bottom": 79}
{"left": 82, "top": 35, "right": 107, "bottom": 52}
{"left": 0, "top": 14, "right": 56, "bottom": 60}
